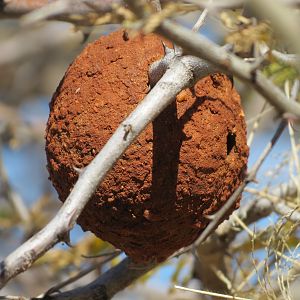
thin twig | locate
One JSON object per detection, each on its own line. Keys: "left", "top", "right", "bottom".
{"left": 247, "top": 102, "right": 268, "bottom": 147}
{"left": 81, "top": 249, "right": 122, "bottom": 259}
{"left": 174, "top": 285, "right": 252, "bottom": 300}
{"left": 246, "top": 106, "right": 274, "bottom": 126}
{"left": 192, "top": 4, "right": 209, "bottom": 32}
{"left": 271, "top": 50, "right": 299, "bottom": 67}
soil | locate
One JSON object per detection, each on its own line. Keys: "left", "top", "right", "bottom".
{"left": 45, "top": 30, "right": 249, "bottom": 263}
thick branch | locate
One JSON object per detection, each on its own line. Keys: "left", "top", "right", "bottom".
{"left": 0, "top": 53, "right": 216, "bottom": 289}
{"left": 158, "top": 21, "right": 300, "bottom": 118}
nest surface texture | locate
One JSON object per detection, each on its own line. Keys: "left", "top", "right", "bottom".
{"left": 46, "top": 30, "right": 249, "bottom": 263}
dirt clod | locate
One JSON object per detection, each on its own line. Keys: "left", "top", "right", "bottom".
{"left": 45, "top": 30, "right": 249, "bottom": 263}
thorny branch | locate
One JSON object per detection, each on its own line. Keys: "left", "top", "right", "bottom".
{"left": 0, "top": 0, "right": 299, "bottom": 299}
{"left": 10, "top": 114, "right": 288, "bottom": 300}
{"left": 0, "top": 47, "right": 217, "bottom": 289}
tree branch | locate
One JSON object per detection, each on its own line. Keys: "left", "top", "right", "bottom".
{"left": 0, "top": 50, "right": 216, "bottom": 289}
{"left": 158, "top": 21, "right": 300, "bottom": 118}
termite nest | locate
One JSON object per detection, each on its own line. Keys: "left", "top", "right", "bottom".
{"left": 46, "top": 30, "right": 249, "bottom": 263}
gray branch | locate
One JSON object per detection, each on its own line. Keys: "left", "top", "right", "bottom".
{"left": 158, "top": 20, "right": 300, "bottom": 118}
{"left": 0, "top": 51, "right": 216, "bottom": 289}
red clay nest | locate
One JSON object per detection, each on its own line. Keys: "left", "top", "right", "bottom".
{"left": 46, "top": 30, "right": 249, "bottom": 263}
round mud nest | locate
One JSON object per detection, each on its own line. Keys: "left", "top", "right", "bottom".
{"left": 46, "top": 30, "right": 249, "bottom": 263}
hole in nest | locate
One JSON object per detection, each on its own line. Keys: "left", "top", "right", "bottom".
{"left": 122, "top": 31, "right": 129, "bottom": 41}
{"left": 227, "top": 132, "right": 236, "bottom": 155}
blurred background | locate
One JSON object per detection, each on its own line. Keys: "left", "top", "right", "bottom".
{"left": 0, "top": 3, "right": 299, "bottom": 299}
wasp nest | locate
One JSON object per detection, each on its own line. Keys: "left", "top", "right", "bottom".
{"left": 46, "top": 30, "right": 249, "bottom": 263}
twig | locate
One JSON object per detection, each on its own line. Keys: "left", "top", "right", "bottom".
{"left": 274, "top": 203, "right": 300, "bottom": 223}
{"left": 185, "top": 0, "right": 245, "bottom": 10}
{"left": 192, "top": 3, "right": 210, "bottom": 32}
{"left": 271, "top": 50, "right": 300, "bottom": 67}
{"left": 158, "top": 20, "right": 300, "bottom": 118}
{"left": 246, "top": 106, "right": 274, "bottom": 126}
{"left": 247, "top": 102, "right": 268, "bottom": 147}
{"left": 81, "top": 249, "right": 122, "bottom": 259}
{"left": 174, "top": 285, "right": 252, "bottom": 300}
{"left": 285, "top": 80, "right": 300, "bottom": 201}
{"left": 0, "top": 49, "right": 217, "bottom": 288}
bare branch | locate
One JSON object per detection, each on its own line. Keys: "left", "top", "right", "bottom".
{"left": 174, "top": 285, "right": 251, "bottom": 300}
{"left": 192, "top": 1, "right": 210, "bottom": 32}
{"left": 158, "top": 20, "right": 300, "bottom": 118}
{"left": 0, "top": 51, "right": 216, "bottom": 289}
{"left": 271, "top": 50, "right": 300, "bottom": 67}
